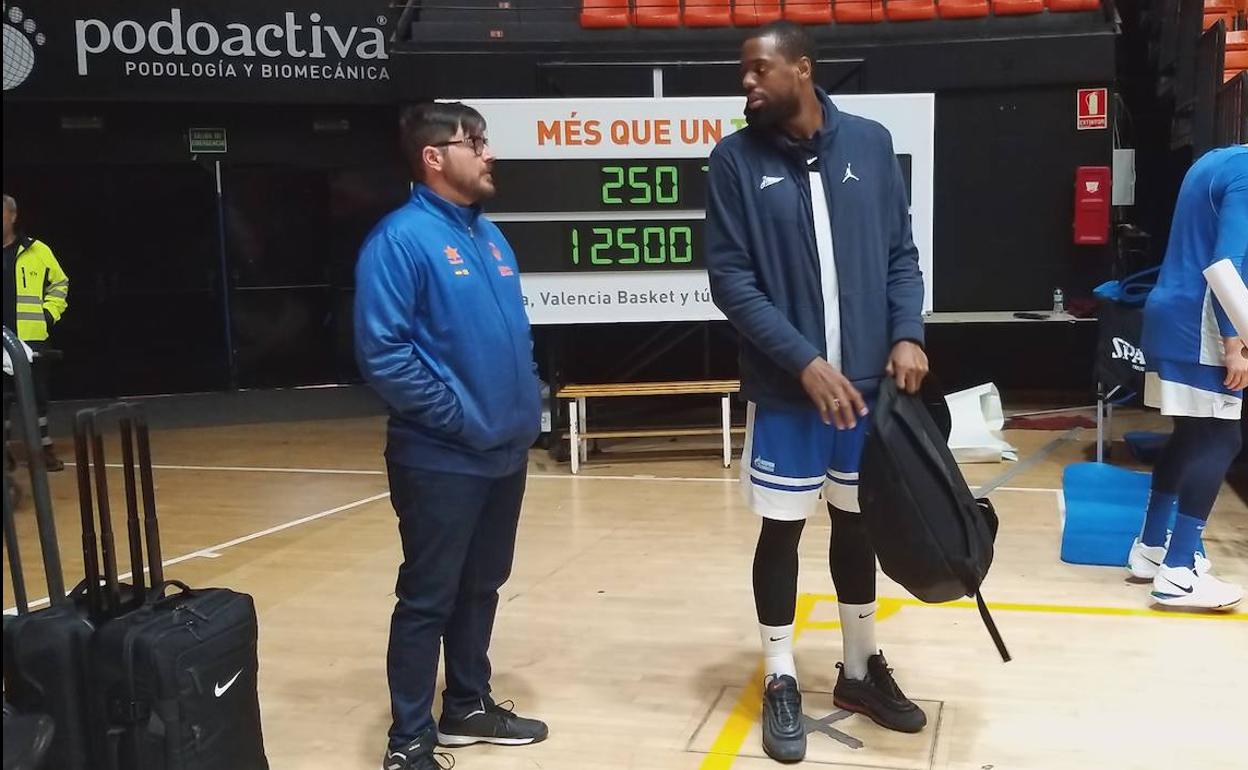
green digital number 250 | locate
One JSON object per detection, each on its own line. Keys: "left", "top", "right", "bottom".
{"left": 601, "top": 166, "right": 679, "bottom": 206}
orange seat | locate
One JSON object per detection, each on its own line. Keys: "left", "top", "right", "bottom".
{"left": 784, "top": 0, "right": 834, "bottom": 23}
{"left": 834, "top": 0, "right": 884, "bottom": 23}
{"left": 684, "top": 0, "right": 732, "bottom": 25}
{"left": 992, "top": 0, "right": 1045, "bottom": 13}
{"left": 580, "top": 0, "right": 631, "bottom": 27}
{"left": 938, "top": 0, "right": 990, "bottom": 17}
{"left": 635, "top": 0, "right": 680, "bottom": 26}
{"left": 1222, "top": 31, "right": 1246, "bottom": 81}
{"left": 1205, "top": 11, "right": 1235, "bottom": 29}
{"left": 886, "top": 0, "right": 937, "bottom": 21}
{"left": 734, "top": 0, "right": 783, "bottom": 25}
{"left": 1047, "top": 0, "right": 1100, "bottom": 10}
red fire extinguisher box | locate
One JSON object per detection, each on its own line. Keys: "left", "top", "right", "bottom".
{"left": 1074, "top": 166, "right": 1111, "bottom": 245}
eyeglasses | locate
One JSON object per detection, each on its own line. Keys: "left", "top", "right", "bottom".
{"left": 432, "top": 135, "right": 489, "bottom": 156}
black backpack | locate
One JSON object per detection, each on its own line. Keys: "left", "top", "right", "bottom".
{"left": 859, "top": 379, "right": 1011, "bottom": 662}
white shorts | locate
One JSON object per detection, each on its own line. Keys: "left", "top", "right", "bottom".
{"left": 1144, "top": 361, "right": 1243, "bottom": 420}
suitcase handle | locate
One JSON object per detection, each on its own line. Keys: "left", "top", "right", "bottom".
{"left": 74, "top": 403, "right": 166, "bottom": 618}
{"left": 3, "top": 455, "right": 30, "bottom": 614}
{"left": 2, "top": 327, "right": 67, "bottom": 604}
{"left": 148, "top": 580, "right": 195, "bottom": 604}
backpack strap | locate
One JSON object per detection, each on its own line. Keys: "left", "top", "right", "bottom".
{"left": 975, "top": 591, "right": 1012, "bottom": 663}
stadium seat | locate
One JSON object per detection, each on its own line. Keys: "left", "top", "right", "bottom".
{"left": 886, "top": 1, "right": 938, "bottom": 21}
{"left": 1205, "top": 13, "right": 1236, "bottom": 29}
{"left": 580, "top": 0, "right": 631, "bottom": 27}
{"left": 992, "top": 0, "right": 1045, "bottom": 14}
{"left": 938, "top": 0, "right": 990, "bottom": 17}
{"left": 635, "top": 0, "right": 681, "bottom": 26}
{"left": 784, "top": 0, "right": 834, "bottom": 23}
{"left": 685, "top": 0, "right": 732, "bottom": 25}
{"left": 734, "top": 0, "right": 784, "bottom": 25}
{"left": 834, "top": 0, "right": 884, "bottom": 23}
{"left": 1203, "top": 1, "right": 1237, "bottom": 29}
{"left": 1047, "top": 0, "right": 1100, "bottom": 10}
{"left": 1227, "top": 31, "right": 1248, "bottom": 73}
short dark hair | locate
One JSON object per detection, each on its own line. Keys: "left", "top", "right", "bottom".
{"left": 399, "top": 101, "right": 487, "bottom": 182}
{"left": 750, "top": 20, "right": 815, "bottom": 65}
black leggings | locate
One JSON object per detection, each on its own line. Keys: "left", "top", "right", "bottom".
{"left": 754, "top": 503, "right": 877, "bottom": 626}
{"left": 1151, "top": 416, "right": 1243, "bottom": 522}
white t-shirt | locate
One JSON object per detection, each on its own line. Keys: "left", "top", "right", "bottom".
{"left": 807, "top": 155, "right": 842, "bottom": 370}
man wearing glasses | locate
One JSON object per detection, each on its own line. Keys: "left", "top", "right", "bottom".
{"left": 355, "top": 102, "right": 547, "bottom": 770}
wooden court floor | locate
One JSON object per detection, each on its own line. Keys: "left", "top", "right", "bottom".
{"left": 3, "top": 412, "right": 1246, "bottom": 770}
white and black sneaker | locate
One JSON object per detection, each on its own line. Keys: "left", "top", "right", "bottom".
{"left": 761, "top": 674, "right": 806, "bottom": 763}
{"left": 437, "top": 699, "right": 548, "bottom": 747}
{"left": 1151, "top": 564, "right": 1243, "bottom": 610}
{"left": 1127, "top": 538, "right": 1212, "bottom": 579}
{"left": 382, "top": 729, "right": 453, "bottom": 770}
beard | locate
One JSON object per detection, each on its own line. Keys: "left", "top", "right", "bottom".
{"left": 744, "top": 96, "right": 800, "bottom": 130}
{"left": 449, "top": 166, "right": 496, "bottom": 204}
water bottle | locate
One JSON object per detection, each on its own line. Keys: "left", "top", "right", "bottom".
{"left": 1052, "top": 288, "right": 1065, "bottom": 314}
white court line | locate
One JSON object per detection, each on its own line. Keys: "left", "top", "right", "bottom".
{"left": 68, "top": 462, "right": 1063, "bottom": 494}
{"left": 65, "top": 462, "right": 385, "bottom": 476}
{"left": 532, "top": 472, "right": 1061, "bottom": 494}
{"left": 4, "top": 492, "right": 390, "bottom": 615}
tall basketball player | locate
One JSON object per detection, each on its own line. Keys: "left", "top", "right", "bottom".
{"left": 705, "top": 21, "right": 930, "bottom": 763}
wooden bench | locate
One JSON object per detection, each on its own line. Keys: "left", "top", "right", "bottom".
{"left": 556, "top": 380, "right": 742, "bottom": 473}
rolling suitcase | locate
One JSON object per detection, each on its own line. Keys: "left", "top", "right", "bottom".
{"left": 2, "top": 326, "right": 97, "bottom": 770}
{"left": 81, "top": 405, "right": 269, "bottom": 770}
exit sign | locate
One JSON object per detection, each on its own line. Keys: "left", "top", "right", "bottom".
{"left": 189, "top": 128, "right": 227, "bottom": 154}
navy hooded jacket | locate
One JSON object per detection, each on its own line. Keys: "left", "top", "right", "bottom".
{"left": 706, "top": 90, "right": 925, "bottom": 407}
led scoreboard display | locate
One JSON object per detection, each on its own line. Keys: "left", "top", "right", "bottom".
{"left": 490, "top": 159, "right": 708, "bottom": 273}
{"left": 463, "top": 96, "right": 935, "bottom": 324}
{"left": 491, "top": 159, "right": 709, "bottom": 213}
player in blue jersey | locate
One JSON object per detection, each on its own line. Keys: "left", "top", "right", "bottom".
{"left": 1130, "top": 144, "right": 1248, "bottom": 610}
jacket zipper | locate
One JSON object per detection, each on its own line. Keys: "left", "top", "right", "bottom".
{"left": 14, "top": 244, "right": 28, "bottom": 288}
{"left": 466, "top": 225, "right": 524, "bottom": 394}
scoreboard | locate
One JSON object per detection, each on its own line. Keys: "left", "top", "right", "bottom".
{"left": 489, "top": 159, "right": 707, "bottom": 274}
{"left": 463, "top": 96, "right": 935, "bottom": 324}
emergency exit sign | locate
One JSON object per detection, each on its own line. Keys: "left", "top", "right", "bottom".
{"left": 189, "top": 128, "right": 228, "bottom": 153}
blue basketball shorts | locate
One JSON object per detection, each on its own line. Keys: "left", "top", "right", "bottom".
{"left": 739, "top": 401, "right": 871, "bottom": 521}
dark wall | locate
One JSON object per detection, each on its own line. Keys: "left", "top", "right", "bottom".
{"left": 4, "top": 21, "right": 1116, "bottom": 401}
{"left": 4, "top": 101, "right": 407, "bottom": 398}
{"left": 934, "top": 86, "right": 1115, "bottom": 311}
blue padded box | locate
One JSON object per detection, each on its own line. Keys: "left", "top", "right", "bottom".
{"left": 1060, "top": 462, "right": 1152, "bottom": 566}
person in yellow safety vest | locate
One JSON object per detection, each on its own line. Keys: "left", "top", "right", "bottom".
{"left": 3, "top": 194, "right": 68, "bottom": 471}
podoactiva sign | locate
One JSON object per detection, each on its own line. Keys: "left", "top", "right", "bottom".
{"left": 3, "top": 0, "right": 395, "bottom": 103}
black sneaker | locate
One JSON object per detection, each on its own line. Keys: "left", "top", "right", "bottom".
{"left": 438, "top": 699, "right": 548, "bottom": 747}
{"left": 761, "top": 674, "right": 806, "bottom": 763}
{"left": 832, "top": 652, "right": 927, "bottom": 733}
{"left": 382, "top": 729, "right": 453, "bottom": 770}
